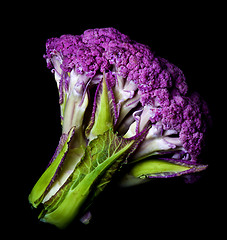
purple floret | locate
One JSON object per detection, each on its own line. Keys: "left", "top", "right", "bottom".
{"left": 44, "top": 27, "right": 210, "bottom": 161}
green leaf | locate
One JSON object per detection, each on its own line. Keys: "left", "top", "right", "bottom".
{"left": 28, "top": 127, "right": 75, "bottom": 208}
{"left": 131, "top": 159, "right": 190, "bottom": 177}
{"left": 40, "top": 129, "right": 134, "bottom": 229}
{"left": 120, "top": 158, "right": 208, "bottom": 187}
{"left": 86, "top": 73, "right": 113, "bottom": 141}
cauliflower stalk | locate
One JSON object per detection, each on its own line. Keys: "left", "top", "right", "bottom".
{"left": 29, "top": 28, "right": 210, "bottom": 229}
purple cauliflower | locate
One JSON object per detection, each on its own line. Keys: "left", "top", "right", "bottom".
{"left": 29, "top": 28, "right": 210, "bottom": 228}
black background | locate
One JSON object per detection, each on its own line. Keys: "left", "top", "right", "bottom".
{"left": 9, "top": 2, "right": 223, "bottom": 239}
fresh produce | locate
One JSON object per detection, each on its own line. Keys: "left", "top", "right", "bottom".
{"left": 29, "top": 28, "right": 210, "bottom": 229}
